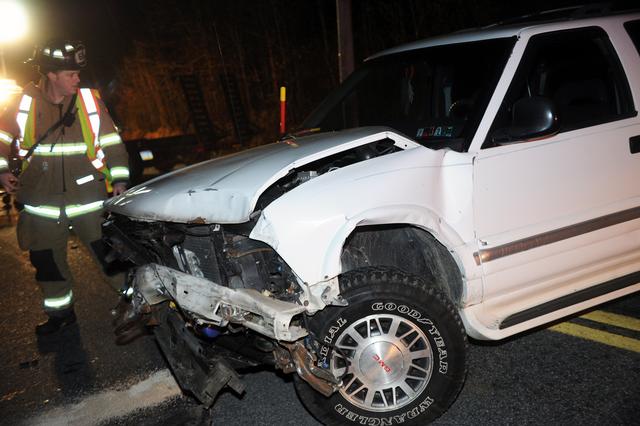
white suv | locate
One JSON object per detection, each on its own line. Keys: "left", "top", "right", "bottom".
{"left": 105, "top": 8, "right": 640, "bottom": 425}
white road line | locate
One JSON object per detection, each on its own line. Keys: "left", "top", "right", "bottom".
{"left": 27, "top": 369, "right": 182, "bottom": 426}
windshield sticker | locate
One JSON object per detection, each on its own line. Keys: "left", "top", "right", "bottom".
{"left": 417, "top": 126, "right": 454, "bottom": 139}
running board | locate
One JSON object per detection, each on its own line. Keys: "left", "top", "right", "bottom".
{"left": 500, "top": 270, "right": 640, "bottom": 329}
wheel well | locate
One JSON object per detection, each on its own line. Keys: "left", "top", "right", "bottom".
{"left": 340, "top": 224, "right": 464, "bottom": 304}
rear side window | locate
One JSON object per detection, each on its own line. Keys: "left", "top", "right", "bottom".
{"left": 485, "top": 27, "right": 635, "bottom": 147}
{"left": 624, "top": 20, "right": 640, "bottom": 54}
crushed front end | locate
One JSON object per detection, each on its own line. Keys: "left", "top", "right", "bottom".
{"left": 103, "top": 213, "right": 340, "bottom": 405}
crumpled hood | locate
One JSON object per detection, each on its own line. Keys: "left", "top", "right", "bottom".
{"left": 105, "top": 127, "right": 419, "bottom": 223}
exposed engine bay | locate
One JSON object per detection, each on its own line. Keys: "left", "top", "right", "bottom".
{"left": 104, "top": 213, "right": 341, "bottom": 404}
{"left": 102, "top": 138, "right": 402, "bottom": 405}
{"left": 256, "top": 137, "right": 400, "bottom": 210}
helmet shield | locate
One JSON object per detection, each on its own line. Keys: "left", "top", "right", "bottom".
{"left": 27, "top": 40, "right": 87, "bottom": 73}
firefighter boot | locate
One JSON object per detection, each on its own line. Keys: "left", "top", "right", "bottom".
{"left": 35, "top": 309, "right": 77, "bottom": 336}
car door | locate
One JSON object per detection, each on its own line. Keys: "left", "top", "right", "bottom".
{"left": 472, "top": 26, "right": 640, "bottom": 330}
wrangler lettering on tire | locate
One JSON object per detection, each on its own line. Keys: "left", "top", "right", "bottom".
{"left": 295, "top": 267, "right": 468, "bottom": 425}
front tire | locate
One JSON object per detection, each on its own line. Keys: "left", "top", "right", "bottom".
{"left": 295, "top": 268, "right": 467, "bottom": 425}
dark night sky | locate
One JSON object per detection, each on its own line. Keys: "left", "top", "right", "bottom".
{"left": 5, "top": 0, "right": 127, "bottom": 85}
{"left": 6, "top": 0, "right": 609, "bottom": 86}
{"left": 4, "top": 0, "right": 618, "bottom": 141}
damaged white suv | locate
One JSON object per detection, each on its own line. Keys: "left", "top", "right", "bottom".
{"left": 104, "top": 8, "right": 640, "bottom": 425}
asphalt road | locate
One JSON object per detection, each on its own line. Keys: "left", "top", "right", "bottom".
{"left": 0, "top": 216, "right": 638, "bottom": 426}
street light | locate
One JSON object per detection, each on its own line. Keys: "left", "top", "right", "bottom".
{"left": 0, "top": 1, "right": 28, "bottom": 102}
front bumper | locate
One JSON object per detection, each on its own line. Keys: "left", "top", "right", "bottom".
{"left": 132, "top": 263, "right": 308, "bottom": 342}
{"left": 112, "top": 263, "right": 341, "bottom": 403}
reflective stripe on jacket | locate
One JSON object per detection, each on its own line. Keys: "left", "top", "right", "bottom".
{"left": 16, "top": 88, "right": 117, "bottom": 182}
{"left": 0, "top": 81, "right": 129, "bottom": 214}
{"left": 24, "top": 200, "right": 104, "bottom": 219}
{"left": 44, "top": 290, "right": 73, "bottom": 309}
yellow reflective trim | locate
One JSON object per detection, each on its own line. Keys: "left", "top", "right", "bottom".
{"left": 99, "top": 133, "right": 122, "bottom": 147}
{"left": 75, "top": 174, "right": 95, "bottom": 185}
{"left": 44, "top": 290, "right": 73, "bottom": 309}
{"left": 110, "top": 166, "right": 130, "bottom": 179}
{"left": 17, "top": 95, "right": 33, "bottom": 147}
{"left": 17, "top": 111, "right": 29, "bottom": 140}
{"left": 65, "top": 200, "right": 104, "bottom": 218}
{"left": 34, "top": 143, "right": 88, "bottom": 155}
{"left": 80, "top": 88, "right": 98, "bottom": 114}
{"left": 24, "top": 204, "right": 61, "bottom": 219}
{"left": 139, "top": 150, "right": 154, "bottom": 161}
{"left": 18, "top": 94, "right": 32, "bottom": 111}
{"left": 89, "top": 115, "right": 100, "bottom": 140}
{"left": 0, "top": 130, "right": 13, "bottom": 144}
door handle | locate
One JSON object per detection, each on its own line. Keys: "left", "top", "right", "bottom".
{"left": 631, "top": 135, "right": 640, "bottom": 154}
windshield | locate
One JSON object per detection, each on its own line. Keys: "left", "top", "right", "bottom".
{"left": 302, "top": 37, "right": 516, "bottom": 152}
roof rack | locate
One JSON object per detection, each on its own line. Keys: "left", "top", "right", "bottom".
{"left": 484, "top": 1, "right": 639, "bottom": 28}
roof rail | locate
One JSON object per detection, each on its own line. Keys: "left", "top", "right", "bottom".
{"left": 484, "top": 1, "right": 639, "bottom": 28}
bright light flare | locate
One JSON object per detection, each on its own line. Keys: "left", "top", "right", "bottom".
{"left": 0, "top": 78, "right": 21, "bottom": 103}
{"left": 0, "top": 1, "right": 28, "bottom": 43}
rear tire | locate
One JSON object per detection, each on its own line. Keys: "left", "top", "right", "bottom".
{"left": 295, "top": 267, "right": 467, "bottom": 425}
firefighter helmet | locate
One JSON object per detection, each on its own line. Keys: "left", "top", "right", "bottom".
{"left": 27, "top": 39, "right": 87, "bottom": 73}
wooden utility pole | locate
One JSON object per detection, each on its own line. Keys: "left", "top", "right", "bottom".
{"left": 336, "top": 0, "right": 354, "bottom": 82}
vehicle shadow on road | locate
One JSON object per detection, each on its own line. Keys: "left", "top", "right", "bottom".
{"left": 36, "top": 323, "right": 96, "bottom": 396}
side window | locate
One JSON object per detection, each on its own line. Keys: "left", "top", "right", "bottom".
{"left": 484, "top": 27, "right": 635, "bottom": 148}
{"left": 624, "top": 20, "right": 640, "bottom": 54}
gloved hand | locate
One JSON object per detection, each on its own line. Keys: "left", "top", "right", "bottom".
{"left": 0, "top": 172, "right": 18, "bottom": 193}
{"left": 112, "top": 182, "right": 127, "bottom": 196}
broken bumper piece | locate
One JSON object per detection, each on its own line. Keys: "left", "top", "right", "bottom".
{"left": 132, "top": 263, "right": 308, "bottom": 342}
{"left": 155, "top": 305, "right": 246, "bottom": 406}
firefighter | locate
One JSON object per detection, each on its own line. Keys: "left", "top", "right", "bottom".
{"left": 0, "top": 40, "right": 130, "bottom": 335}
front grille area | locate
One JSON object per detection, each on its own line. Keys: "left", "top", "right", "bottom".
{"left": 104, "top": 214, "right": 176, "bottom": 267}
{"left": 105, "top": 213, "right": 297, "bottom": 298}
{"left": 105, "top": 214, "right": 231, "bottom": 285}
{"left": 181, "top": 233, "right": 225, "bottom": 285}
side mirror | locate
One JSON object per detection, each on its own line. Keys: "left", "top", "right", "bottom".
{"left": 492, "top": 96, "right": 558, "bottom": 143}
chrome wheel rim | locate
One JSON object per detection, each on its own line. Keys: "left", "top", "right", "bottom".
{"left": 330, "top": 313, "right": 433, "bottom": 412}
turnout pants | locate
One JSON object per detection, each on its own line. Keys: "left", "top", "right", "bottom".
{"left": 17, "top": 208, "right": 123, "bottom": 317}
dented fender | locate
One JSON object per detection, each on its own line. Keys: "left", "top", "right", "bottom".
{"left": 250, "top": 148, "right": 476, "bottom": 288}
